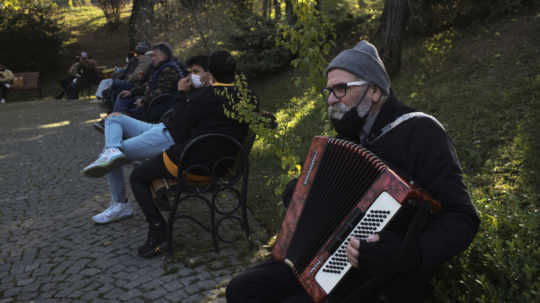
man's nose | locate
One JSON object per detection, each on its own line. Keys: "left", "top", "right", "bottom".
{"left": 327, "top": 93, "right": 340, "bottom": 105}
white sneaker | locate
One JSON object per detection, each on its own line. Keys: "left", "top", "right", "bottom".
{"left": 92, "top": 202, "right": 134, "bottom": 224}
{"left": 82, "top": 148, "right": 128, "bottom": 177}
{"left": 0, "top": 99, "right": 5, "bottom": 104}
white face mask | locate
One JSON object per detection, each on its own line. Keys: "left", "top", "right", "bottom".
{"left": 191, "top": 73, "right": 203, "bottom": 88}
{"left": 125, "top": 57, "right": 129, "bottom": 64}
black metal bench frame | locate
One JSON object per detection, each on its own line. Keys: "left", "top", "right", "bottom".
{"left": 151, "top": 132, "right": 254, "bottom": 254}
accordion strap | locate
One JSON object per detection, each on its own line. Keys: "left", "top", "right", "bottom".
{"left": 368, "top": 112, "right": 445, "bottom": 144}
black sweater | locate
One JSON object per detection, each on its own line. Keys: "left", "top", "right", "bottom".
{"left": 162, "top": 85, "right": 250, "bottom": 173}
{"left": 357, "top": 94, "right": 479, "bottom": 271}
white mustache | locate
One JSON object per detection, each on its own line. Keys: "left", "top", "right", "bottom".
{"left": 328, "top": 103, "right": 352, "bottom": 120}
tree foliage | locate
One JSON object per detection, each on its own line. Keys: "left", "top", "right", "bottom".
{"left": 0, "top": 0, "right": 66, "bottom": 72}
{"left": 95, "top": 0, "right": 128, "bottom": 30}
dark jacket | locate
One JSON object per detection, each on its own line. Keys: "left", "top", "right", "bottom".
{"left": 162, "top": 84, "right": 252, "bottom": 174}
{"left": 131, "top": 60, "right": 185, "bottom": 102}
{"left": 354, "top": 93, "right": 479, "bottom": 271}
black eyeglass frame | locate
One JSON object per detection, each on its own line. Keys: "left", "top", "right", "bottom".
{"left": 321, "top": 81, "right": 368, "bottom": 100}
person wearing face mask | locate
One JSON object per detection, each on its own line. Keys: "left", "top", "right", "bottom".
{"left": 81, "top": 51, "right": 257, "bottom": 235}
{"left": 226, "top": 41, "right": 479, "bottom": 303}
{"left": 126, "top": 50, "right": 257, "bottom": 258}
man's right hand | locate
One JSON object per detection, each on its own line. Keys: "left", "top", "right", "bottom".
{"left": 118, "top": 90, "right": 132, "bottom": 98}
{"left": 177, "top": 75, "right": 192, "bottom": 92}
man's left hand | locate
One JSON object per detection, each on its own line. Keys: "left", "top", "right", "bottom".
{"left": 134, "top": 97, "right": 144, "bottom": 107}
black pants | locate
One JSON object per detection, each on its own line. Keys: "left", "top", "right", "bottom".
{"left": 226, "top": 260, "right": 314, "bottom": 303}
{"left": 226, "top": 260, "right": 434, "bottom": 303}
{"left": 130, "top": 155, "right": 174, "bottom": 225}
{"left": 0, "top": 83, "right": 8, "bottom": 99}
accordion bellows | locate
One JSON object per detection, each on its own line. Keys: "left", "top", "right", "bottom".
{"left": 272, "top": 136, "right": 439, "bottom": 302}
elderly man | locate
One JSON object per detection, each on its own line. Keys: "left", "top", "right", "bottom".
{"left": 226, "top": 41, "right": 479, "bottom": 302}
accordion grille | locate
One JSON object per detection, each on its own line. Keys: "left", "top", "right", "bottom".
{"left": 286, "top": 138, "right": 385, "bottom": 274}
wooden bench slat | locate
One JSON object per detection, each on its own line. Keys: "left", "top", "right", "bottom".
{"left": 12, "top": 72, "right": 41, "bottom": 97}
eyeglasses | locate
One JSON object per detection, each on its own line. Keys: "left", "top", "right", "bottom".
{"left": 321, "top": 81, "right": 368, "bottom": 100}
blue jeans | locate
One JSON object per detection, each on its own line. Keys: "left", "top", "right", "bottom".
{"left": 104, "top": 114, "right": 175, "bottom": 203}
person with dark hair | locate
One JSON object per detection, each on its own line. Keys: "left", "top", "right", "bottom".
{"left": 125, "top": 50, "right": 255, "bottom": 258}
{"left": 185, "top": 55, "right": 209, "bottom": 75}
{"left": 226, "top": 41, "right": 479, "bottom": 303}
{"left": 80, "top": 51, "right": 246, "bottom": 228}
{"left": 93, "top": 42, "right": 151, "bottom": 104}
{"left": 55, "top": 56, "right": 83, "bottom": 100}
{"left": 0, "top": 64, "right": 15, "bottom": 104}
{"left": 141, "top": 54, "right": 211, "bottom": 123}
{"left": 112, "top": 42, "right": 186, "bottom": 119}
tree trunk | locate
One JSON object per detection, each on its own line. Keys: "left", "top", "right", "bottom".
{"left": 263, "top": 0, "right": 269, "bottom": 19}
{"left": 285, "top": 0, "right": 296, "bottom": 24}
{"left": 274, "top": 0, "right": 282, "bottom": 20}
{"left": 128, "top": 0, "right": 155, "bottom": 50}
{"left": 374, "top": 0, "right": 409, "bottom": 77}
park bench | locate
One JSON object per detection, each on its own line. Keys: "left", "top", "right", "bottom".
{"left": 12, "top": 72, "right": 42, "bottom": 98}
{"left": 149, "top": 132, "right": 256, "bottom": 254}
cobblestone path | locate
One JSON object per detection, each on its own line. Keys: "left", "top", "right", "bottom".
{"left": 0, "top": 99, "right": 264, "bottom": 302}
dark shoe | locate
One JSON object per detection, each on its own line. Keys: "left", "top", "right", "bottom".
{"left": 93, "top": 119, "right": 105, "bottom": 134}
{"left": 138, "top": 221, "right": 169, "bottom": 258}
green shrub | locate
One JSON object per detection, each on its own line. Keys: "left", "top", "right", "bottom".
{"left": 225, "top": 12, "right": 292, "bottom": 77}
{"left": 0, "top": 1, "right": 66, "bottom": 73}
{"left": 409, "top": 0, "right": 538, "bottom": 34}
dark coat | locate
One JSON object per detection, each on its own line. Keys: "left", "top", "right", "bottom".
{"left": 162, "top": 85, "right": 252, "bottom": 174}
{"left": 360, "top": 94, "right": 479, "bottom": 271}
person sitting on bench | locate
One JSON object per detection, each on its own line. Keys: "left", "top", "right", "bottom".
{"left": 128, "top": 50, "right": 257, "bottom": 258}
{"left": 0, "top": 64, "right": 15, "bottom": 104}
{"left": 81, "top": 51, "right": 254, "bottom": 231}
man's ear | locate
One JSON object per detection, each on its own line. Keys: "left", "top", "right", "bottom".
{"left": 370, "top": 86, "right": 383, "bottom": 103}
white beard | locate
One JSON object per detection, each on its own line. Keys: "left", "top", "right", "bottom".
{"left": 328, "top": 102, "right": 352, "bottom": 120}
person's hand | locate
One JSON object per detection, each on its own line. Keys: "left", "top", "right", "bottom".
{"left": 199, "top": 72, "right": 212, "bottom": 87}
{"left": 346, "top": 231, "right": 417, "bottom": 275}
{"left": 118, "top": 90, "right": 132, "bottom": 98}
{"left": 134, "top": 97, "right": 144, "bottom": 107}
{"left": 177, "top": 75, "right": 192, "bottom": 92}
{"left": 346, "top": 234, "right": 380, "bottom": 268}
{"left": 107, "top": 112, "right": 123, "bottom": 118}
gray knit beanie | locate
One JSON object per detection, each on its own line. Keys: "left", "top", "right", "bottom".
{"left": 325, "top": 40, "right": 391, "bottom": 96}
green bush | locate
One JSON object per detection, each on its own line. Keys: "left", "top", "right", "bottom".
{"left": 409, "top": 0, "right": 538, "bottom": 34}
{"left": 225, "top": 12, "right": 292, "bottom": 77}
{"left": 0, "top": 1, "right": 66, "bottom": 73}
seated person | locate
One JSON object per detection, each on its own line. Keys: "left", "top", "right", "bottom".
{"left": 93, "top": 42, "right": 151, "bottom": 104}
{"left": 56, "top": 52, "right": 100, "bottom": 100}
{"left": 0, "top": 64, "right": 15, "bottom": 104}
{"left": 80, "top": 51, "right": 248, "bottom": 230}
{"left": 142, "top": 54, "right": 212, "bottom": 123}
{"left": 226, "top": 41, "right": 479, "bottom": 303}
{"left": 129, "top": 50, "right": 257, "bottom": 257}
{"left": 113, "top": 42, "right": 186, "bottom": 120}
{"left": 56, "top": 55, "right": 83, "bottom": 99}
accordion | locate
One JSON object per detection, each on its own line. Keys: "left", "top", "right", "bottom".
{"left": 272, "top": 136, "right": 440, "bottom": 303}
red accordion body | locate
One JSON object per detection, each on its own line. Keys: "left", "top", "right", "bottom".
{"left": 272, "top": 136, "right": 438, "bottom": 303}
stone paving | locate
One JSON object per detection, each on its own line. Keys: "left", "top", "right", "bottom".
{"left": 0, "top": 99, "right": 266, "bottom": 302}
